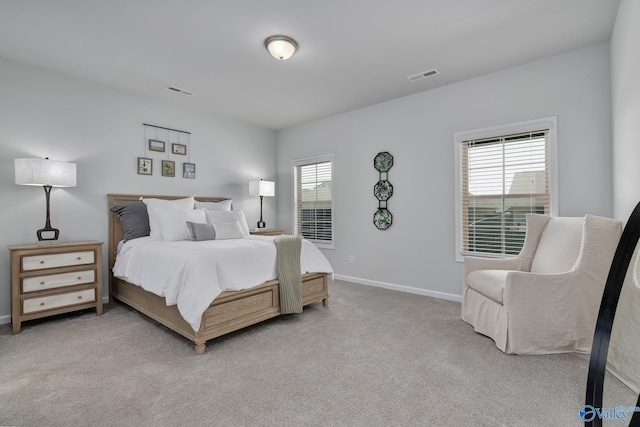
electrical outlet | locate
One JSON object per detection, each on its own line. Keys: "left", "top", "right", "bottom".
{"left": 349, "top": 255, "right": 355, "bottom": 264}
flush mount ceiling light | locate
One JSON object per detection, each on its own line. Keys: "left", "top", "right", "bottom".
{"left": 264, "top": 35, "right": 298, "bottom": 60}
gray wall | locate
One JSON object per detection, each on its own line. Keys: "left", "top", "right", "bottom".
{"left": 0, "top": 57, "right": 277, "bottom": 322}
{"left": 611, "top": 0, "right": 640, "bottom": 221}
{"left": 1, "top": 39, "right": 619, "bottom": 322}
{"left": 277, "top": 43, "right": 613, "bottom": 300}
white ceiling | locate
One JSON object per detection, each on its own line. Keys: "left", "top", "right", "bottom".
{"left": 0, "top": 0, "right": 620, "bottom": 130}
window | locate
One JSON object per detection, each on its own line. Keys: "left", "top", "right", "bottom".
{"left": 292, "top": 154, "right": 334, "bottom": 249}
{"left": 454, "top": 118, "right": 557, "bottom": 261}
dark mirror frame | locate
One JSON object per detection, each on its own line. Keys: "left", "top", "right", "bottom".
{"left": 585, "top": 201, "right": 640, "bottom": 427}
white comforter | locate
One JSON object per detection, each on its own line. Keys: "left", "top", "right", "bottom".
{"left": 112, "top": 235, "right": 333, "bottom": 332}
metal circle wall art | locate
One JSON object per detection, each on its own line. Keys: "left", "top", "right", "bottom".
{"left": 373, "top": 151, "right": 393, "bottom": 230}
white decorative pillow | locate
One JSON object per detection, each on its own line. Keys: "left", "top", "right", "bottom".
{"left": 204, "top": 210, "right": 250, "bottom": 237}
{"left": 141, "top": 196, "right": 195, "bottom": 240}
{"left": 154, "top": 208, "right": 205, "bottom": 241}
{"left": 213, "top": 220, "right": 245, "bottom": 240}
{"left": 195, "top": 199, "right": 233, "bottom": 211}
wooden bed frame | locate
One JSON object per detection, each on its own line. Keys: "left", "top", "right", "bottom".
{"left": 107, "top": 194, "right": 329, "bottom": 354}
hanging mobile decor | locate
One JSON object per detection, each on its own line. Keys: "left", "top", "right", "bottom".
{"left": 141, "top": 123, "right": 193, "bottom": 178}
{"left": 373, "top": 151, "right": 393, "bottom": 230}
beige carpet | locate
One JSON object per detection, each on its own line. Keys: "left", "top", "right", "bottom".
{"left": 1, "top": 280, "right": 590, "bottom": 426}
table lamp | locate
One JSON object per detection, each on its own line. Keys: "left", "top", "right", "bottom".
{"left": 15, "top": 157, "right": 77, "bottom": 241}
{"left": 249, "top": 179, "right": 275, "bottom": 229}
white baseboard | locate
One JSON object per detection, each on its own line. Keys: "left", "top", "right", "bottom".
{"left": 0, "top": 313, "right": 10, "bottom": 325}
{"left": 334, "top": 274, "right": 462, "bottom": 303}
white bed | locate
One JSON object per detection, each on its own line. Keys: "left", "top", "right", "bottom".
{"left": 108, "top": 193, "right": 333, "bottom": 354}
{"left": 113, "top": 235, "right": 333, "bottom": 332}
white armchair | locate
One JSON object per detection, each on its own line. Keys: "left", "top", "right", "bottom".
{"left": 461, "top": 213, "right": 622, "bottom": 355}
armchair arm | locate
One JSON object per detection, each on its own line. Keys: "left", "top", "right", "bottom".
{"left": 503, "top": 271, "right": 578, "bottom": 311}
{"left": 462, "top": 255, "right": 526, "bottom": 291}
{"left": 502, "top": 270, "right": 601, "bottom": 353}
{"left": 463, "top": 213, "right": 552, "bottom": 277}
{"left": 572, "top": 214, "right": 622, "bottom": 273}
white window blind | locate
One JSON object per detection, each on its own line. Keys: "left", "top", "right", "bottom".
{"left": 293, "top": 155, "right": 334, "bottom": 249}
{"left": 459, "top": 130, "right": 551, "bottom": 257}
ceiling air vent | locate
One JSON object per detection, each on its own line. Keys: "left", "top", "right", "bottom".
{"left": 165, "top": 86, "right": 195, "bottom": 96}
{"left": 406, "top": 69, "right": 439, "bottom": 82}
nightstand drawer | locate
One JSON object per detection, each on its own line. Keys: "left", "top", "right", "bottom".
{"left": 22, "top": 250, "right": 95, "bottom": 271}
{"left": 22, "top": 270, "right": 96, "bottom": 293}
{"left": 23, "top": 289, "right": 96, "bottom": 314}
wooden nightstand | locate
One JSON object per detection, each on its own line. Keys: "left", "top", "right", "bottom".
{"left": 8, "top": 241, "right": 103, "bottom": 334}
{"left": 250, "top": 229, "right": 284, "bottom": 236}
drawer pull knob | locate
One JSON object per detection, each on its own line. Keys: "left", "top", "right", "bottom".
{"left": 77, "top": 296, "right": 82, "bottom": 300}
{"left": 40, "top": 281, "right": 45, "bottom": 285}
{"left": 77, "top": 257, "right": 82, "bottom": 260}
{"left": 40, "top": 260, "right": 45, "bottom": 264}
{"left": 77, "top": 276, "right": 82, "bottom": 280}
{"left": 40, "top": 302, "right": 45, "bottom": 306}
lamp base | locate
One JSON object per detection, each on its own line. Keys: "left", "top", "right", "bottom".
{"left": 38, "top": 185, "right": 59, "bottom": 241}
{"left": 37, "top": 226, "right": 59, "bottom": 241}
{"left": 257, "top": 221, "right": 266, "bottom": 229}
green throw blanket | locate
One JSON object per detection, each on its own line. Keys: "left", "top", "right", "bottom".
{"left": 274, "top": 235, "right": 303, "bottom": 314}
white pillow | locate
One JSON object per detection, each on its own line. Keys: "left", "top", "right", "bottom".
{"left": 204, "top": 210, "right": 250, "bottom": 237}
{"left": 195, "top": 199, "right": 232, "bottom": 211}
{"left": 213, "top": 220, "right": 245, "bottom": 240}
{"left": 141, "top": 196, "right": 195, "bottom": 240}
{"left": 155, "top": 208, "right": 206, "bottom": 241}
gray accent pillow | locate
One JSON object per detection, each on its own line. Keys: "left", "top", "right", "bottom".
{"left": 110, "top": 201, "right": 150, "bottom": 242}
{"left": 186, "top": 221, "right": 217, "bottom": 241}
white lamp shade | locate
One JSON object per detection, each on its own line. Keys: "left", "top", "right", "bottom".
{"left": 15, "top": 158, "right": 77, "bottom": 187}
{"left": 249, "top": 180, "right": 275, "bottom": 197}
{"left": 265, "top": 36, "right": 297, "bottom": 60}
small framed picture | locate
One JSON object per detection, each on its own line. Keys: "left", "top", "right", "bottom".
{"left": 149, "top": 139, "right": 165, "bottom": 152}
{"left": 172, "top": 143, "right": 187, "bottom": 155}
{"left": 183, "top": 162, "right": 196, "bottom": 179}
{"left": 138, "top": 157, "right": 152, "bottom": 175}
{"left": 162, "top": 160, "right": 175, "bottom": 177}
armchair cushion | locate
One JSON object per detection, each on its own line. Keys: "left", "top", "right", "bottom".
{"left": 530, "top": 217, "right": 583, "bottom": 273}
{"left": 467, "top": 270, "right": 510, "bottom": 304}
